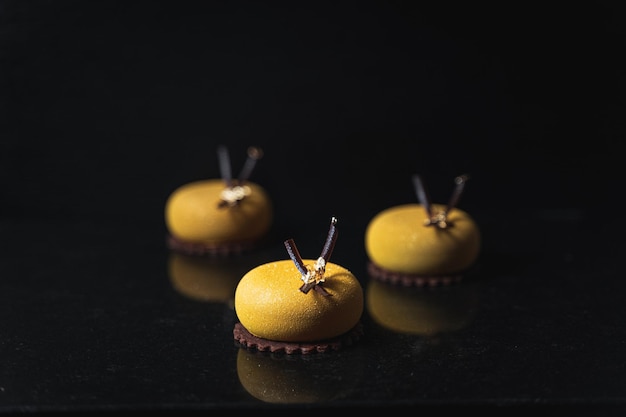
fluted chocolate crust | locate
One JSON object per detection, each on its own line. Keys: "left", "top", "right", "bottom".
{"left": 233, "top": 322, "right": 364, "bottom": 355}
{"left": 367, "top": 261, "right": 465, "bottom": 287}
{"left": 166, "top": 234, "right": 258, "bottom": 256}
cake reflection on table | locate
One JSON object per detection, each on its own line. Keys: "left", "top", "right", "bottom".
{"left": 236, "top": 347, "right": 363, "bottom": 404}
{"left": 167, "top": 252, "right": 249, "bottom": 304}
{"left": 366, "top": 279, "right": 482, "bottom": 337}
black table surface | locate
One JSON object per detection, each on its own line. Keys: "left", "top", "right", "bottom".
{"left": 1, "top": 1, "right": 624, "bottom": 415}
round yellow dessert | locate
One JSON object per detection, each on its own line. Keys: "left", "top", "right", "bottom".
{"left": 165, "top": 179, "right": 273, "bottom": 249}
{"left": 365, "top": 203, "right": 480, "bottom": 276}
{"left": 234, "top": 259, "right": 363, "bottom": 342}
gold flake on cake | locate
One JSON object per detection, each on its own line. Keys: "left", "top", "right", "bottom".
{"left": 284, "top": 217, "right": 338, "bottom": 295}
{"left": 217, "top": 146, "right": 263, "bottom": 208}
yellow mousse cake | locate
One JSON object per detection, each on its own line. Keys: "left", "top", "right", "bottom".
{"left": 165, "top": 146, "right": 272, "bottom": 255}
{"left": 234, "top": 217, "right": 364, "bottom": 354}
{"left": 365, "top": 174, "right": 480, "bottom": 286}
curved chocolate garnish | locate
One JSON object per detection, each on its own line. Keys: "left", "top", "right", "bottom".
{"left": 217, "top": 146, "right": 263, "bottom": 208}
{"left": 412, "top": 174, "right": 470, "bottom": 229}
{"left": 284, "top": 217, "right": 338, "bottom": 295}
{"left": 238, "top": 146, "right": 263, "bottom": 185}
{"left": 445, "top": 174, "right": 469, "bottom": 216}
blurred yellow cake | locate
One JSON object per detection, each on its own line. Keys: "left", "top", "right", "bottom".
{"left": 165, "top": 146, "right": 272, "bottom": 255}
{"left": 365, "top": 174, "right": 480, "bottom": 286}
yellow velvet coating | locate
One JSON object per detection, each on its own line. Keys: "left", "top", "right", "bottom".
{"left": 365, "top": 203, "right": 480, "bottom": 275}
{"left": 234, "top": 259, "right": 364, "bottom": 342}
{"left": 164, "top": 179, "right": 272, "bottom": 245}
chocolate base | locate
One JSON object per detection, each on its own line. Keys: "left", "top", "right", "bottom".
{"left": 233, "top": 322, "right": 364, "bottom": 355}
{"left": 166, "top": 234, "right": 258, "bottom": 256}
{"left": 367, "top": 261, "right": 466, "bottom": 287}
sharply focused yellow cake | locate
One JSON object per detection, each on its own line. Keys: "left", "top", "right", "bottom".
{"left": 164, "top": 146, "right": 272, "bottom": 255}
{"left": 233, "top": 217, "right": 364, "bottom": 354}
{"left": 365, "top": 175, "right": 480, "bottom": 286}
{"left": 235, "top": 259, "right": 363, "bottom": 342}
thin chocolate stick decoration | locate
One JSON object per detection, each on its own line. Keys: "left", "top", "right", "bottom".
{"left": 217, "top": 145, "right": 232, "bottom": 188}
{"left": 284, "top": 217, "right": 337, "bottom": 296}
{"left": 238, "top": 147, "right": 263, "bottom": 185}
{"left": 445, "top": 174, "right": 469, "bottom": 215}
{"left": 412, "top": 174, "right": 432, "bottom": 219}
{"left": 284, "top": 238, "right": 308, "bottom": 277}
{"left": 217, "top": 146, "right": 262, "bottom": 208}
{"left": 319, "top": 217, "right": 338, "bottom": 262}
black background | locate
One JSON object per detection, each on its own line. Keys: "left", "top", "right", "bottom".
{"left": 1, "top": 1, "right": 625, "bottom": 415}
{"left": 2, "top": 1, "right": 622, "bottom": 224}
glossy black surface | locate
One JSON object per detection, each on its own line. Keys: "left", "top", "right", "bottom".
{"left": 1, "top": 1, "right": 624, "bottom": 415}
